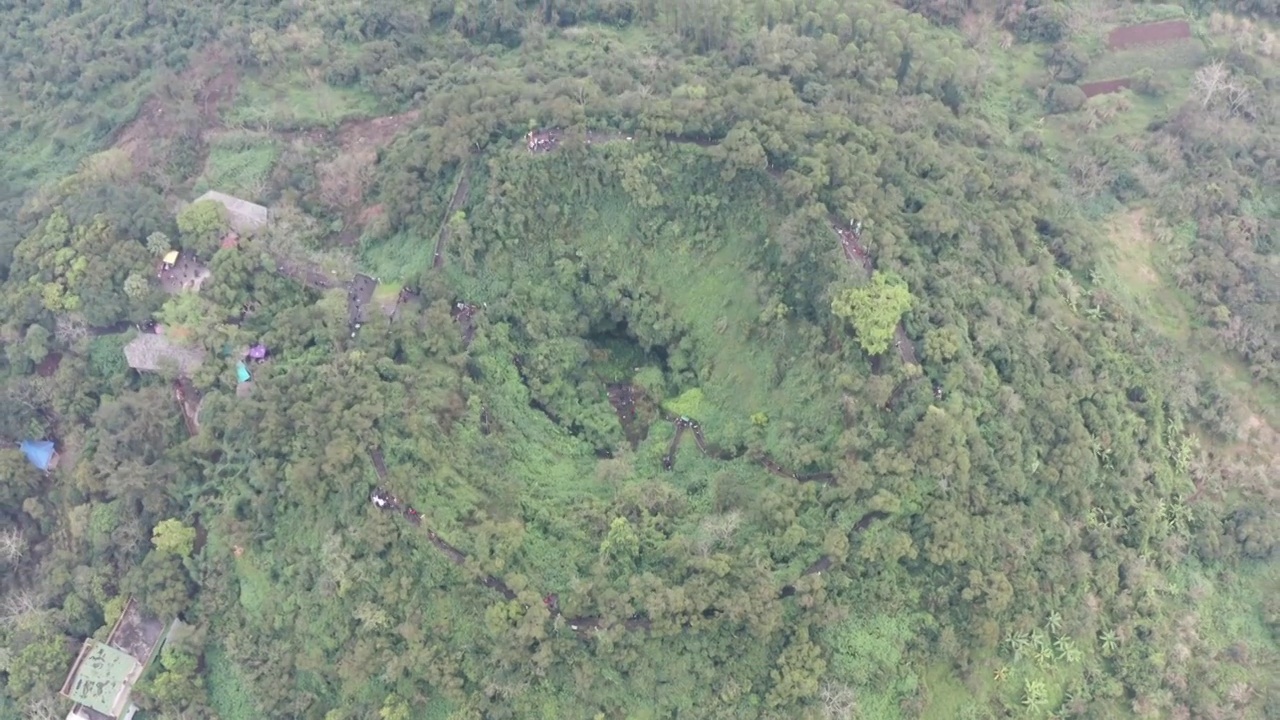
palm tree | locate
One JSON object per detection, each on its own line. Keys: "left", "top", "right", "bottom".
{"left": 1009, "top": 630, "right": 1031, "bottom": 661}
{"left": 1046, "top": 611, "right": 1063, "bottom": 634}
{"left": 1100, "top": 629, "right": 1120, "bottom": 655}
{"left": 1023, "top": 679, "right": 1049, "bottom": 711}
{"left": 1035, "top": 644, "right": 1055, "bottom": 667}
{"left": 1055, "top": 635, "right": 1078, "bottom": 662}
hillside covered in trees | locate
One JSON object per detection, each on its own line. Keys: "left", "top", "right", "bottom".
{"left": 1, "top": 1, "right": 1277, "bottom": 719}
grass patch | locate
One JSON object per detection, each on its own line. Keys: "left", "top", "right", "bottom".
{"left": 227, "top": 72, "right": 381, "bottom": 131}
{"left": 1097, "top": 207, "right": 1192, "bottom": 341}
{"left": 1084, "top": 38, "right": 1206, "bottom": 82}
{"left": 205, "top": 645, "right": 258, "bottom": 720}
{"left": 920, "top": 662, "right": 986, "bottom": 720}
{"left": 971, "top": 41, "right": 1047, "bottom": 141}
{"left": 360, "top": 230, "right": 434, "bottom": 281}
{"left": 195, "top": 131, "right": 278, "bottom": 199}
{"left": 372, "top": 281, "right": 402, "bottom": 304}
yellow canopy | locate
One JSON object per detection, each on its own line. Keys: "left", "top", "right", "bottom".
{"left": 162, "top": 250, "right": 179, "bottom": 265}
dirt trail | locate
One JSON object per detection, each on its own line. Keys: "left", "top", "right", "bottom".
{"left": 433, "top": 165, "right": 473, "bottom": 269}
{"left": 606, "top": 383, "right": 652, "bottom": 449}
{"left": 451, "top": 302, "right": 479, "bottom": 346}
{"left": 174, "top": 379, "right": 203, "bottom": 437}
{"left": 338, "top": 110, "right": 421, "bottom": 151}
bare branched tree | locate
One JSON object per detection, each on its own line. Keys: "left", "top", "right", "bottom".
{"left": 1193, "top": 61, "right": 1232, "bottom": 109}
{"left": 694, "top": 511, "right": 743, "bottom": 555}
{"left": 1, "top": 588, "right": 46, "bottom": 628}
{"left": 26, "top": 695, "right": 64, "bottom": 720}
{"left": 317, "top": 150, "right": 376, "bottom": 210}
{"left": 820, "top": 682, "right": 858, "bottom": 720}
{"left": 4, "top": 377, "right": 51, "bottom": 412}
{"left": 0, "top": 527, "right": 26, "bottom": 563}
{"left": 1226, "top": 82, "right": 1252, "bottom": 117}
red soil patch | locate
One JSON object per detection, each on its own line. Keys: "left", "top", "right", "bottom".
{"left": 113, "top": 47, "right": 240, "bottom": 175}
{"left": 1080, "top": 78, "right": 1133, "bottom": 98}
{"left": 357, "top": 204, "right": 385, "bottom": 225}
{"left": 336, "top": 110, "right": 420, "bottom": 153}
{"left": 1108, "top": 20, "right": 1191, "bottom": 50}
{"left": 325, "top": 110, "right": 419, "bottom": 244}
{"left": 35, "top": 353, "right": 62, "bottom": 377}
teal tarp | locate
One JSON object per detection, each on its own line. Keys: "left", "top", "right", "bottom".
{"left": 236, "top": 361, "right": 251, "bottom": 383}
{"left": 20, "top": 440, "right": 55, "bottom": 471}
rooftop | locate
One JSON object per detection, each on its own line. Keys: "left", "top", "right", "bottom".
{"left": 194, "top": 190, "right": 270, "bottom": 234}
{"left": 123, "top": 334, "right": 206, "bottom": 375}
{"left": 61, "top": 641, "right": 139, "bottom": 717}
{"left": 61, "top": 598, "right": 169, "bottom": 720}
{"left": 106, "top": 597, "right": 167, "bottom": 665}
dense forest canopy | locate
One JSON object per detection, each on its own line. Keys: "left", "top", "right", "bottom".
{"left": 1, "top": 0, "right": 1277, "bottom": 719}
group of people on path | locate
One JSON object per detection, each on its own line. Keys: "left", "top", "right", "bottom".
{"left": 526, "top": 129, "right": 560, "bottom": 153}
{"left": 370, "top": 488, "right": 422, "bottom": 525}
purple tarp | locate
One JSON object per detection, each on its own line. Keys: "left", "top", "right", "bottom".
{"left": 248, "top": 344, "right": 267, "bottom": 360}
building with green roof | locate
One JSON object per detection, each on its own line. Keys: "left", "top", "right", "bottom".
{"left": 61, "top": 641, "right": 140, "bottom": 718}
{"left": 60, "top": 597, "right": 170, "bottom": 720}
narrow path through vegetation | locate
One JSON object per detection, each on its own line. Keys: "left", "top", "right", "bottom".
{"left": 368, "top": 443, "right": 885, "bottom": 638}
{"left": 433, "top": 163, "right": 472, "bottom": 269}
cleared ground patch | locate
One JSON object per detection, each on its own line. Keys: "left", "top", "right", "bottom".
{"left": 113, "top": 46, "right": 240, "bottom": 178}
{"left": 1080, "top": 78, "right": 1133, "bottom": 98}
{"left": 195, "top": 131, "right": 279, "bottom": 199}
{"left": 1099, "top": 208, "right": 1191, "bottom": 341}
{"left": 1108, "top": 20, "right": 1192, "bottom": 50}
{"left": 322, "top": 110, "right": 422, "bottom": 245}
{"left": 1083, "top": 37, "right": 1205, "bottom": 83}
{"left": 225, "top": 72, "right": 380, "bottom": 131}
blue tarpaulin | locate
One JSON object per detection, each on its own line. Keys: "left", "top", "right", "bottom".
{"left": 20, "top": 440, "right": 55, "bottom": 471}
{"left": 236, "top": 361, "right": 251, "bottom": 383}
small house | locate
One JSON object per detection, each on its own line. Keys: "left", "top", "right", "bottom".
{"left": 193, "top": 190, "right": 270, "bottom": 235}
{"left": 61, "top": 598, "right": 170, "bottom": 720}
{"left": 20, "top": 440, "right": 58, "bottom": 471}
{"left": 123, "top": 334, "right": 206, "bottom": 376}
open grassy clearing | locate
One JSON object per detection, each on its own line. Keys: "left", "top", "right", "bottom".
{"left": 194, "top": 131, "right": 279, "bottom": 199}
{"left": 359, "top": 230, "right": 436, "bottom": 281}
{"left": 1098, "top": 207, "right": 1193, "bottom": 341}
{"left": 225, "top": 72, "right": 383, "bottom": 131}
{"left": 1083, "top": 37, "right": 1206, "bottom": 82}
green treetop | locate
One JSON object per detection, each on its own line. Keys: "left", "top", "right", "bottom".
{"left": 831, "top": 271, "right": 913, "bottom": 355}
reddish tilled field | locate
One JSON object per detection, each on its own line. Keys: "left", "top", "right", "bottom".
{"left": 1080, "top": 78, "right": 1133, "bottom": 98}
{"left": 1108, "top": 20, "right": 1191, "bottom": 50}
